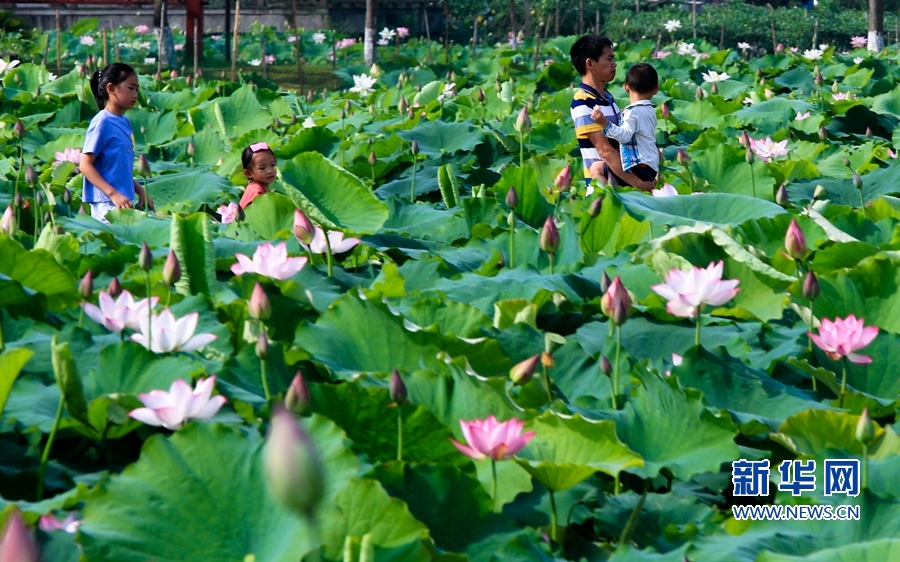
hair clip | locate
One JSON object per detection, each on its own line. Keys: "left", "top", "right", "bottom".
{"left": 249, "top": 142, "right": 270, "bottom": 152}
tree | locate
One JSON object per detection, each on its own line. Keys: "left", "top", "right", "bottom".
{"left": 364, "top": 0, "right": 376, "bottom": 65}
{"left": 868, "top": 0, "right": 884, "bottom": 51}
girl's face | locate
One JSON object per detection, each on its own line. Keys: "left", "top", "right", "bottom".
{"left": 243, "top": 151, "right": 278, "bottom": 186}
{"left": 107, "top": 74, "right": 139, "bottom": 113}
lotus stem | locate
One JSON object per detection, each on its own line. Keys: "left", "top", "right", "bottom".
{"left": 146, "top": 275, "right": 153, "bottom": 351}
{"left": 397, "top": 406, "right": 403, "bottom": 461}
{"left": 260, "top": 354, "right": 271, "bottom": 402}
{"left": 13, "top": 141, "right": 22, "bottom": 204}
{"left": 808, "top": 297, "right": 817, "bottom": 391}
{"left": 491, "top": 458, "right": 497, "bottom": 511}
{"left": 166, "top": 289, "right": 172, "bottom": 308}
{"left": 543, "top": 363, "right": 552, "bottom": 403}
{"left": 839, "top": 358, "right": 847, "bottom": 408}
{"left": 78, "top": 303, "right": 85, "bottom": 328}
{"left": 33, "top": 188, "right": 40, "bottom": 245}
{"left": 749, "top": 164, "right": 756, "bottom": 199}
{"left": 862, "top": 442, "right": 868, "bottom": 490}
{"left": 612, "top": 325, "right": 622, "bottom": 409}
{"left": 548, "top": 254, "right": 554, "bottom": 275}
{"left": 508, "top": 215, "right": 515, "bottom": 269}
{"left": 324, "top": 230, "right": 334, "bottom": 278}
{"left": 37, "top": 392, "right": 65, "bottom": 501}
{"left": 410, "top": 156, "right": 417, "bottom": 201}
{"left": 0, "top": 318, "right": 4, "bottom": 352}
{"left": 614, "top": 473, "right": 621, "bottom": 495}
{"left": 695, "top": 314, "right": 701, "bottom": 347}
{"left": 519, "top": 131, "right": 524, "bottom": 170}
{"left": 548, "top": 489, "right": 559, "bottom": 543}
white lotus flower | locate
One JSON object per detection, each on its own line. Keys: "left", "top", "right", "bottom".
{"left": 313, "top": 32, "right": 326, "bottom": 44}
{"left": 80, "top": 35, "right": 95, "bottom": 46}
{"left": 664, "top": 20, "right": 682, "bottom": 33}
{"left": 379, "top": 27, "right": 396, "bottom": 41}
{"left": 795, "top": 110, "right": 811, "bottom": 121}
{"left": 83, "top": 290, "right": 159, "bottom": 333}
{"left": 702, "top": 70, "right": 730, "bottom": 82}
{"left": 302, "top": 116, "right": 317, "bottom": 128}
{"left": 129, "top": 377, "right": 226, "bottom": 430}
{"left": 47, "top": 73, "right": 57, "bottom": 81}
{"left": 249, "top": 59, "right": 261, "bottom": 66}
{"left": 853, "top": 57, "right": 864, "bottom": 64}
{"left": 144, "top": 57, "right": 156, "bottom": 64}
{"left": 0, "top": 59, "right": 19, "bottom": 75}
{"left": 651, "top": 183, "right": 679, "bottom": 197}
{"left": 677, "top": 42, "right": 697, "bottom": 56}
{"left": 302, "top": 226, "right": 361, "bottom": 255}
{"left": 139, "top": 41, "right": 152, "bottom": 49}
{"left": 349, "top": 73, "right": 377, "bottom": 94}
{"left": 818, "top": 43, "right": 829, "bottom": 51}
{"left": 377, "top": 38, "right": 389, "bottom": 46}
{"left": 803, "top": 48, "right": 823, "bottom": 60}
{"left": 737, "top": 42, "right": 751, "bottom": 50}
{"left": 130, "top": 308, "right": 218, "bottom": 353}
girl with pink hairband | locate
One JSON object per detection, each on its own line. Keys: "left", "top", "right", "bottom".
{"left": 239, "top": 142, "right": 277, "bottom": 209}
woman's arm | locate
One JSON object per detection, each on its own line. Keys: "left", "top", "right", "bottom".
{"left": 80, "top": 153, "right": 133, "bottom": 209}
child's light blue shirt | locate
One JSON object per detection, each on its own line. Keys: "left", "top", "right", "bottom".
{"left": 82, "top": 110, "right": 135, "bottom": 203}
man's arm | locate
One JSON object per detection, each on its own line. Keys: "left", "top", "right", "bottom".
{"left": 586, "top": 131, "right": 655, "bottom": 192}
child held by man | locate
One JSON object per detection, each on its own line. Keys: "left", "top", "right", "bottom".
{"left": 590, "top": 63, "right": 660, "bottom": 184}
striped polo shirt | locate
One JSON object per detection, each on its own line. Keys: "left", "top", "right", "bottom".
{"left": 570, "top": 83, "right": 621, "bottom": 179}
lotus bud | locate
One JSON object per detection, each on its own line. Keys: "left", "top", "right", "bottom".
{"left": 285, "top": 371, "right": 311, "bottom": 414}
{"left": 389, "top": 369, "right": 407, "bottom": 404}
{"left": 43, "top": 210, "right": 52, "bottom": 224}
{"left": 291, "top": 114, "right": 298, "bottom": 125}
{"left": 600, "top": 271, "right": 611, "bottom": 293}
{"left": 187, "top": 141, "right": 195, "bottom": 157}
{"left": 293, "top": 209, "right": 314, "bottom": 244}
{"left": 745, "top": 146, "right": 755, "bottom": 165}
{"left": 79, "top": 270, "right": 94, "bottom": 300}
{"left": 842, "top": 156, "right": 851, "bottom": 167}
{"left": 866, "top": 127, "right": 873, "bottom": 139}
{"left": 398, "top": 96, "right": 408, "bottom": 113}
{"left": 539, "top": 216, "right": 559, "bottom": 255}
{"left": 264, "top": 406, "right": 325, "bottom": 515}
{"left": 250, "top": 282, "right": 272, "bottom": 321}
{"left": 555, "top": 165, "right": 572, "bottom": 192}
{"left": 410, "top": 139, "right": 419, "bottom": 156}
{"left": 140, "top": 126, "right": 146, "bottom": 136}
{"left": 600, "top": 355, "right": 612, "bottom": 375}
{"left": 108, "top": 276, "right": 123, "bottom": 299}
{"left": 514, "top": 106, "right": 531, "bottom": 135}
{"left": 852, "top": 171, "right": 863, "bottom": 190}
{"left": 677, "top": 148, "right": 690, "bottom": 165}
{"left": 784, "top": 219, "right": 808, "bottom": 260}
{"left": 408, "top": 108, "right": 415, "bottom": 120}
{"left": 814, "top": 71, "right": 823, "bottom": 86}
{"left": 600, "top": 276, "right": 632, "bottom": 325}
{"left": 78, "top": 64, "right": 87, "bottom": 79}
{"left": 802, "top": 270, "right": 820, "bottom": 300}
{"left": 15, "top": 192, "right": 23, "bottom": 208}
{"left": 35, "top": 191, "right": 44, "bottom": 207}
{"left": 186, "top": 74, "right": 192, "bottom": 86}
{"left": 236, "top": 204, "right": 245, "bottom": 222}
{"left": 710, "top": 82, "right": 718, "bottom": 95}
{"left": 307, "top": 89, "right": 315, "bottom": 102}
{"left": 162, "top": 250, "right": 181, "bottom": 286}
{"left": 63, "top": 188, "right": 72, "bottom": 205}
{"left": 340, "top": 109, "right": 346, "bottom": 120}
{"left": 506, "top": 186, "right": 519, "bottom": 209}
{"left": 138, "top": 242, "right": 153, "bottom": 271}
{"left": 256, "top": 330, "right": 270, "bottom": 359}
{"left": 856, "top": 407, "right": 875, "bottom": 444}
{"left": 137, "top": 154, "right": 151, "bottom": 178}
{"left": 757, "top": 68, "right": 764, "bottom": 78}
{"left": 818, "top": 126, "right": 828, "bottom": 141}
{"left": 25, "top": 165, "right": 37, "bottom": 187}
{"left": 589, "top": 196, "right": 603, "bottom": 218}
{"left": 739, "top": 130, "right": 750, "bottom": 148}
{"left": 696, "top": 86, "right": 705, "bottom": 100}
{"left": 368, "top": 150, "right": 377, "bottom": 167}
{"left": 831, "top": 81, "right": 839, "bottom": 93}
{"left": 775, "top": 184, "right": 789, "bottom": 206}
{"left": 661, "top": 103, "right": 670, "bottom": 120}
{"left": 813, "top": 184, "right": 827, "bottom": 200}
{"left": 495, "top": 78, "right": 502, "bottom": 91}
{"left": 1, "top": 206, "right": 17, "bottom": 235}
{"left": 510, "top": 354, "right": 540, "bottom": 385}
{"left": 0, "top": 510, "right": 39, "bottom": 562}
{"left": 13, "top": 119, "right": 25, "bottom": 139}
{"left": 153, "top": 71, "right": 161, "bottom": 82}
{"left": 775, "top": 43, "right": 784, "bottom": 53}
{"left": 477, "top": 88, "right": 486, "bottom": 103}
{"left": 171, "top": 69, "right": 179, "bottom": 79}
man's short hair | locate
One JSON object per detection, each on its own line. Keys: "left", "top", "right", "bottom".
{"left": 569, "top": 34, "right": 614, "bottom": 76}
{"left": 625, "top": 63, "right": 658, "bottom": 94}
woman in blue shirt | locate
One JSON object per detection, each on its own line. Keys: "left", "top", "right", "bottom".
{"left": 80, "top": 63, "right": 152, "bottom": 223}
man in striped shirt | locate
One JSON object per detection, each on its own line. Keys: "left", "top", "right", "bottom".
{"left": 569, "top": 35, "right": 655, "bottom": 191}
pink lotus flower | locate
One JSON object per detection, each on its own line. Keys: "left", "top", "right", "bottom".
{"left": 302, "top": 226, "right": 360, "bottom": 255}
{"left": 808, "top": 315, "right": 878, "bottom": 364}
{"left": 832, "top": 92, "right": 851, "bottom": 101}
{"left": 654, "top": 51, "right": 671, "bottom": 59}
{"left": 335, "top": 38, "right": 356, "bottom": 49}
{"left": 0, "top": 511, "right": 38, "bottom": 562}
{"left": 749, "top": 137, "right": 789, "bottom": 162}
{"left": 217, "top": 202, "right": 239, "bottom": 224}
{"left": 665, "top": 353, "right": 683, "bottom": 376}
{"left": 795, "top": 111, "right": 811, "bottom": 121}
{"left": 134, "top": 24, "right": 150, "bottom": 34}
{"left": 83, "top": 290, "right": 159, "bottom": 333}
{"left": 889, "top": 149, "right": 897, "bottom": 159}
{"left": 231, "top": 241, "right": 308, "bottom": 279}
{"left": 651, "top": 261, "right": 740, "bottom": 318}
{"left": 652, "top": 183, "right": 678, "bottom": 197}
{"left": 129, "top": 377, "right": 227, "bottom": 430}
{"left": 55, "top": 147, "right": 82, "bottom": 164}
{"left": 130, "top": 308, "right": 217, "bottom": 353}
{"left": 850, "top": 36, "right": 867, "bottom": 49}
{"left": 174, "top": 44, "right": 184, "bottom": 51}
{"left": 450, "top": 416, "right": 535, "bottom": 460}
{"left": 265, "top": 55, "right": 275, "bottom": 64}
{"left": 39, "top": 513, "right": 80, "bottom": 533}
{"left": 396, "top": 27, "right": 410, "bottom": 39}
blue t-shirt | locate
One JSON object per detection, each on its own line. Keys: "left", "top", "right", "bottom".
{"left": 82, "top": 110, "right": 135, "bottom": 203}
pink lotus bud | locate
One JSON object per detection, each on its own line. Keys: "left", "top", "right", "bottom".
{"left": 137, "top": 154, "right": 151, "bottom": 178}
{"left": 0, "top": 511, "right": 39, "bottom": 562}
{"left": 852, "top": 171, "right": 863, "bottom": 190}
{"left": 815, "top": 71, "right": 824, "bottom": 86}
{"left": 510, "top": 354, "right": 540, "bottom": 384}
{"left": 285, "top": 371, "right": 311, "bottom": 414}
{"left": 79, "top": 270, "right": 93, "bottom": 300}
{"left": 13, "top": 119, "right": 25, "bottom": 139}
{"left": 256, "top": 330, "right": 269, "bottom": 359}
{"left": 710, "top": 82, "right": 719, "bottom": 95}
{"left": 162, "top": 250, "right": 181, "bottom": 286}
{"left": 368, "top": 150, "right": 377, "bottom": 167}
{"left": 477, "top": 88, "right": 486, "bottom": 103}
{"left": 138, "top": 242, "right": 153, "bottom": 271}
{"left": 187, "top": 141, "right": 195, "bottom": 157}
{"left": 660, "top": 103, "right": 670, "bottom": 120}
{"left": 0, "top": 206, "right": 16, "bottom": 235}
{"left": 842, "top": 156, "right": 851, "bottom": 167}
{"left": 264, "top": 406, "right": 325, "bottom": 515}
{"left": 775, "top": 184, "right": 789, "bottom": 206}
{"left": 25, "top": 165, "right": 37, "bottom": 187}
{"left": 555, "top": 165, "right": 572, "bottom": 192}
{"left": 819, "top": 126, "right": 828, "bottom": 141}
{"left": 785, "top": 219, "right": 808, "bottom": 260}
{"left": 589, "top": 196, "right": 603, "bottom": 217}
{"left": 745, "top": 146, "right": 755, "bottom": 164}
{"left": 866, "top": 127, "right": 873, "bottom": 139}
{"left": 514, "top": 106, "right": 531, "bottom": 135}
{"left": 107, "top": 276, "right": 122, "bottom": 298}
{"left": 539, "top": 216, "right": 559, "bottom": 255}
{"left": 696, "top": 86, "right": 705, "bottom": 100}
{"left": 249, "top": 282, "right": 272, "bottom": 321}
{"left": 677, "top": 148, "right": 690, "bottom": 165}
{"left": 600, "top": 355, "right": 612, "bottom": 375}
{"left": 398, "top": 96, "right": 408, "bottom": 113}
{"left": 63, "top": 188, "right": 72, "bottom": 205}
{"left": 856, "top": 407, "right": 875, "bottom": 443}
{"left": 739, "top": 131, "right": 750, "bottom": 148}
{"left": 389, "top": 369, "right": 407, "bottom": 404}
{"left": 293, "top": 209, "right": 314, "bottom": 244}
{"left": 600, "top": 276, "right": 632, "bottom": 326}
{"left": 600, "top": 271, "right": 612, "bottom": 293}
{"left": 171, "top": 69, "right": 179, "bottom": 79}
{"left": 506, "top": 186, "right": 519, "bottom": 210}
{"left": 802, "top": 270, "right": 820, "bottom": 300}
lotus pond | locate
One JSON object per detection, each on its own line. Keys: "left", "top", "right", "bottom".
{"left": 2, "top": 32, "right": 900, "bottom": 562}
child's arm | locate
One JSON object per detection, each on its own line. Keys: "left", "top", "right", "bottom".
{"left": 597, "top": 108, "right": 639, "bottom": 145}
{"left": 80, "top": 153, "right": 133, "bottom": 209}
